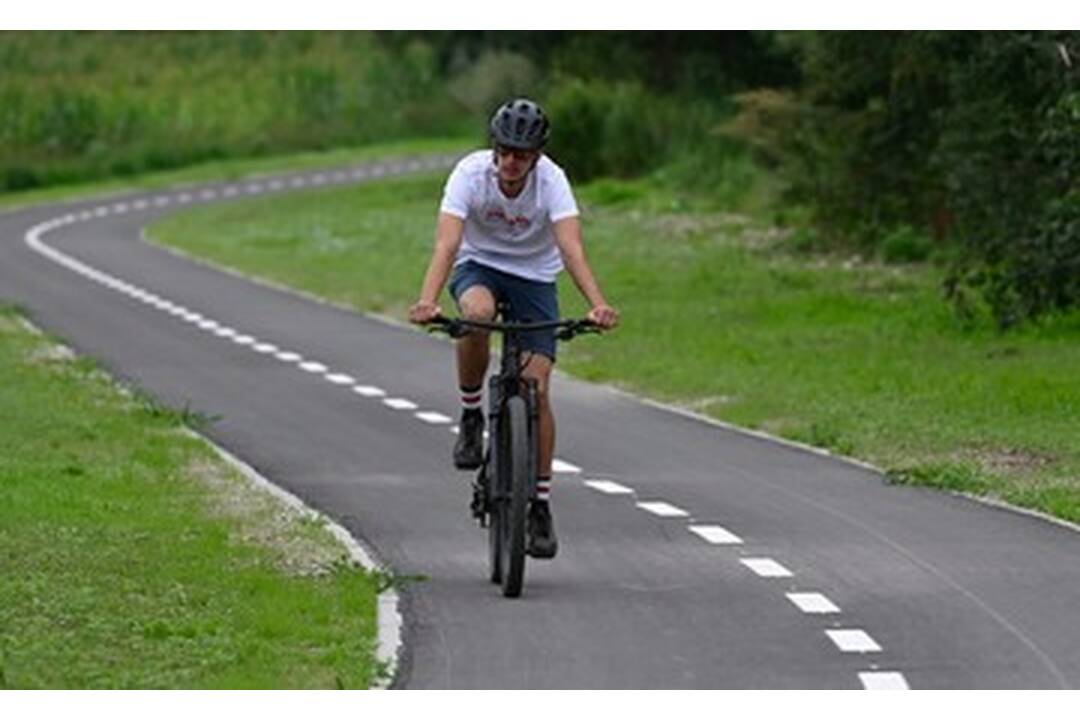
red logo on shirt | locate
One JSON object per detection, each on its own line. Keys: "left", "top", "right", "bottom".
{"left": 485, "top": 207, "right": 531, "bottom": 230}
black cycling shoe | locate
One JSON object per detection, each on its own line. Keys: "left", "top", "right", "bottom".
{"left": 527, "top": 501, "right": 558, "bottom": 559}
{"left": 453, "top": 409, "right": 484, "bottom": 470}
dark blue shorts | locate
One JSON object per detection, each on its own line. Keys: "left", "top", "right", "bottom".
{"left": 448, "top": 260, "right": 560, "bottom": 361}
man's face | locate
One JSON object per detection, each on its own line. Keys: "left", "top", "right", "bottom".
{"left": 495, "top": 145, "right": 539, "bottom": 183}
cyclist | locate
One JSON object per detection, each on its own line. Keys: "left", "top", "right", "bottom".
{"left": 408, "top": 97, "right": 619, "bottom": 559}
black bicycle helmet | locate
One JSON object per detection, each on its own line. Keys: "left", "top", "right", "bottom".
{"left": 489, "top": 98, "right": 550, "bottom": 151}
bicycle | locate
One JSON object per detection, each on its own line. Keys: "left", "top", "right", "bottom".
{"left": 428, "top": 308, "right": 599, "bottom": 598}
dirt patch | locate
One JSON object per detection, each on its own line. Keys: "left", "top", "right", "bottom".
{"left": 958, "top": 447, "right": 1057, "bottom": 475}
{"left": 188, "top": 455, "right": 350, "bottom": 577}
{"left": 25, "top": 344, "right": 77, "bottom": 364}
{"left": 0, "top": 314, "right": 22, "bottom": 334}
{"left": 679, "top": 395, "right": 737, "bottom": 413}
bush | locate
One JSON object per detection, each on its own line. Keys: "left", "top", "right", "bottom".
{"left": 881, "top": 225, "right": 934, "bottom": 264}
{"left": 448, "top": 50, "right": 540, "bottom": 117}
{"left": 730, "top": 31, "right": 1080, "bottom": 327}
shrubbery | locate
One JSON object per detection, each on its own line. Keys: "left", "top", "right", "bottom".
{"left": 0, "top": 32, "right": 470, "bottom": 191}
{"left": 726, "top": 31, "right": 1080, "bottom": 327}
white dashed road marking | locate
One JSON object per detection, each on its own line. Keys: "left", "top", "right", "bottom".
{"left": 325, "top": 373, "right": 356, "bottom": 385}
{"left": 416, "top": 411, "right": 452, "bottom": 425}
{"left": 826, "top": 630, "right": 882, "bottom": 653}
{"left": 354, "top": 385, "right": 387, "bottom": 398}
{"left": 859, "top": 672, "right": 909, "bottom": 690}
{"left": 584, "top": 480, "right": 634, "bottom": 495}
{"left": 688, "top": 524, "right": 744, "bottom": 545}
{"left": 299, "top": 361, "right": 328, "bottom": 373}
{"left": 636, "top": 501, "right": 690, "bottom": 518}
{"left": 383, "top": 398, "right": 419, "bottom": 411}
{"left": 552, "top": 459, "right": 581, "bottom": 474}
{"left": 740, "top": 558, "right": 794, "bottom": 578}
{"left": 786, "top": 593, "right": 841, "bottom": 614}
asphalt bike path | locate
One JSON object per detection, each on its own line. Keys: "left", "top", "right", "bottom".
{"left": 3, "top": 156, "right": 1079, "bottom": 689}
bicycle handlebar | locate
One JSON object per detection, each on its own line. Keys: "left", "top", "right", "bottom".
{"left": 425, "top": 315, "right": 601, "bottom": 341}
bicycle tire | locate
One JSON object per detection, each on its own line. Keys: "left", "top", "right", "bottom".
{"left": 486, "top": 460, "right": 503, "bottom": 584}
{"left": 500, "top": 395, "right": 529, "bottom": 598}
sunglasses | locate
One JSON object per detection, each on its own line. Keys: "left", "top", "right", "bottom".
{"left": 495, "top": 146, "right": 539, "bottom": 162}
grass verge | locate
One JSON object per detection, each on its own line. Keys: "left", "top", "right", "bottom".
{"left": 0, "top": 306, "right": 382, "bottom": 688}
{"left": 146, "top": 165, "right": 1080, "bottom": 526}
{"left": 0, "top": 136, "right": 473, "bottom": 214}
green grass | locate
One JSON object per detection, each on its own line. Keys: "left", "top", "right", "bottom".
{"left": 0, "top": 32, "right": 472, "bottom": 192}
{"left": 0, "top": 136, "right": 473, "bottom": 213}
{"left": 147, "top": 167, "right": 1080, "bottom": 525}
{"left": 0, "top": 307, "right": 383, "bottom": 688}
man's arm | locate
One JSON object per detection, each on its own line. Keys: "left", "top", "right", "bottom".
{"left": 553, "top": 217, "right": 619, "bottom": 329}
{"left": 409, "top": 212, "right": 465, "bottom": 324}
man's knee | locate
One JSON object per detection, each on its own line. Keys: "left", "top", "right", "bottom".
{"left": 458, "top": 285, "right": 496, "bottom": 322}
{"left": 523, "top": 355, "right": 554, "bottom": 398}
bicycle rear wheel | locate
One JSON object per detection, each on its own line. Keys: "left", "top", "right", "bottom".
{"left": 499, "top": 395, "right": 530, "bottom": 598}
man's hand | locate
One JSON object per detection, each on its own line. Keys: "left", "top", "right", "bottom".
{"left": 409, "top": 301, "right": 442, "bottom": 325}
{"left": 587, "top": 304, "right": 619, "bottom": 330}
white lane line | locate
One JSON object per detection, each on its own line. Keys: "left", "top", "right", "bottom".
{"left": 636, "top": 501, "right": 689, "bottom": 518}
{"left": 232, "top": 335, "right": 256, "bottom": 346}
{"left": 177, "top": 193, "right": 192, "bottom": 204}
{"left": 291, "top": 177, "right": 307, "bottom": 188}
{"left": 415, "top": 411, "right": 452, "bottom": 425}
{"left": 275, "top": 351, "right": 302, "bottom": 362}
{"left": 252, "top": 342, "right": 279, "bottom": 354}
{"left": 299, "top": 361, "right": 328, "bottom": 373}
{"left": 354, "top": 385, "right": 387, "bottom": 398}
{"left": 197, "top": 320, "right": 220, "bottom": 330}
{"left": 740, "top": 558, "right": 794, "bottom": 578}
{"left": 383, "top": 398, "right": 418, "bottom": 411}
{"left": 213, "top": 327, "right": 238, "bottom": 338}
{"left": 325, "top": 373, "right": 356, "bottom": 385}
{"left": 200, "top": 190, "right": 216, "bottom": 200}
{"left": 584, "top": 480, "right": 634, "bottom": 495}
{"left": 826, "top": 630, "right": 882, "bottom": 653}
{"left": 113, "top": 203, "right": 130, "bottom": 213}
{"left": 786, "top": 592, "right": 841, "bottom": 614}
{"left": 859, "top": 672, "right": 909, "bottom": 690}
{"left": 246, "top": 183, "right": 264, "bottom": 194}
{"left": 552, "top": 459, "right": 581, "bottom": 474}
{"left": 688, "top": 524, "right": 743, "bottom": 545}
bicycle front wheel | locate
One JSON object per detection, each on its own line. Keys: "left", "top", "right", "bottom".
{"left": 499, "top": 395, "right": 530, "bottom": 598}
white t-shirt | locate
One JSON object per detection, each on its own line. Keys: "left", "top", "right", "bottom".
{"left": 440, "top": 149, "right": 580, "bottom": 283}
